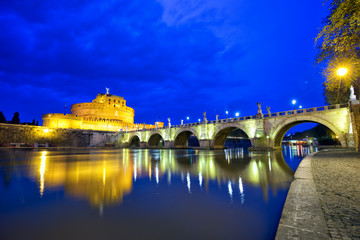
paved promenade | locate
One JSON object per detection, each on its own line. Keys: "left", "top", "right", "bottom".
{"left": 276, "top": 149, "right": 360, "bottom": 240}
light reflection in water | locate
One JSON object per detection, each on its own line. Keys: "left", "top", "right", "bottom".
{"left": 155, "top": 164, "right": 159, "bottom": 184}
{"left": 228, "top": 181, "right": 233, "bottom": 198}
{"left": 239, "top": 177, "right": 245, "bottom": 204}
{"left": 186, "top": 172, "right": 191, "bottom": 193}
{"left": 24, "top": 147, "right": 316, "bottom": 208}
{"left": 39, "top": 151, "right": 47, "bottom": 197}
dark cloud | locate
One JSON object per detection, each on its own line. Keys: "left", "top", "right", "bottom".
{"left": 0, "top": 0, "right": 326, "bottom": 124}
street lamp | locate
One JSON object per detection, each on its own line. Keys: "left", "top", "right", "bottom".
{"left": 292, "top": 99, "right": 296, "bottom": 110}
{"left": 299, "top": 105, "right": 303, "bottom": 109}
{"left": 337, "top": 67, "right": 348, "bottom": 77}
{"left": 186, "top": 116, "right": 189, "bottom": 120}
{"left": 225, "top": 111, "right": 229, "bottom": 119}
{"left": 235, "top": 112, "right": 239, "bottom": 117}
{"left": 198, "top": 118, "right": 201, "bottom": 122}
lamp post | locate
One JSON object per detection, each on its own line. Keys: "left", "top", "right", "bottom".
{"left": 335, "top": 67, "right": 349, "bottom": 102}
{"left": 292, "top": 99, "right": 297, "bottom": 110}
{"left": 225, "top": 111, "right": 228, "bottom": 119}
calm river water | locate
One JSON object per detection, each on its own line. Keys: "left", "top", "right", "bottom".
{"left": 0, "top": 146, "right": 316, "bottom": 240}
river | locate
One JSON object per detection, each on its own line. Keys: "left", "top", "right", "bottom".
{"left": 0, "top": 146, "right": 316, "bottom": 240}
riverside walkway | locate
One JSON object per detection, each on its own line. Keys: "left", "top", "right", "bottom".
{"left": 276, "top": 149, "right": 360, "bottom": 240}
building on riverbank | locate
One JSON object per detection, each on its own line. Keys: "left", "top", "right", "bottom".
{"left": 42, "top": 90, "right": 163, "bottom": 132}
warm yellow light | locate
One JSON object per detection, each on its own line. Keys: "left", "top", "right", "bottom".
{"left": 337, "top": 67, "right": 348, "bottom": 76}
{"left": 43, "top": 129, "right": 49, "bottom": 133}
{"left": 40, "top": 151, "right": 47, "bottom": 197}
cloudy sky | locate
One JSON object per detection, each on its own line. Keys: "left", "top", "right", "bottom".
{"left": 0, "top": 0, "right": 328, "bottom": 125}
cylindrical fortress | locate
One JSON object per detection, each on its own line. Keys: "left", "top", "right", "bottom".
{"left": 42, "top": 91, "right": 162, "bottom": 132}
{"left": 71, "top": 93, "right": 134, "bottom": 124}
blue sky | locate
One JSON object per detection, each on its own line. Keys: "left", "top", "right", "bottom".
{"left": 0, "top": 0, "right": 328, "bottom": 126}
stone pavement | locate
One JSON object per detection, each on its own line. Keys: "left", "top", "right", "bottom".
{"left": 312, "top": 149, "right": 360, "bottom": 240}
{"left": 276, "top": 149, "right": 360, "bottom": 240}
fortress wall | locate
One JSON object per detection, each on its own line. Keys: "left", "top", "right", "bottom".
{"left": 43, "top": 114, "right": 161, "bottom": 132}
{"left": 0, "top": 123, "right": 117, "bottom": 147}
{"left": 71, "top": 102, "right": 134, "bottom": 123}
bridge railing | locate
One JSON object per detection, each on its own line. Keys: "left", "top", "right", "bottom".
{"left": 124, "top": 103, "right": 348, "bottom": 133}
{"left": 265, "top": 103, "right": 348, "bottom": 118}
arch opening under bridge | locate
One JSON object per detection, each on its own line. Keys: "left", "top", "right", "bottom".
{"left": 148, "top": 133, "right": 164, "bottom": 148}
{"left": 272, "top": 117, "right": 346, "bottom": 148}
{"left": 174, "top": 130, "right": 200, "bottom": 148}
{"left": 129, "top": 135, "right": 140, "bottom": 148}
{"left": 212, "top": 127, "right": 252, "bottom": 149}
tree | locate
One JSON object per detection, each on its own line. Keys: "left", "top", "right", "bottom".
{"left": 10, "top": 112, "right": 20, "bottom": 124}
{"left": 0, "top": 111, "right": 6, "bottom": 123}
{"left": 316, "top": 0, "right": 360, "bottom": 104}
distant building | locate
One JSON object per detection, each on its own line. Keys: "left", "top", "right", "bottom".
{"left": 43, "top": 91, "right": 163, "bottom": 131}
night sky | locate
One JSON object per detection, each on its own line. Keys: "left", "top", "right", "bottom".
{"left": 0, "top": 0, "right": 328, "bottom": 127}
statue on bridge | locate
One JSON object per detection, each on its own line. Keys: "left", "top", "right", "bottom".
{"left": 125, "top": 125, "right": 128, "bottom": 132}
{"left": 203, "top": 112, "right": 208, "bottom": 123}
{"left": 181, "top": 119, "right": 184, "bottom": 125}
{"left": 105, "top": 87, "right": 110, "bottom": 95}
{"left": 216, "top": 115, "right": 219, "bottom": 123}
{"left": 350, "top": 85, "right": 357, "bottom": 101}
{"left": 256, "top": 102, "right": 264, "bottom": 118}
{"left": 168, "top": 118, "right": 171, "bottom": 128}
{"left": 266, "top": 106, "right": 271, "bottom": 115}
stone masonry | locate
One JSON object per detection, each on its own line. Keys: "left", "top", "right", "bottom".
{"left": 0, "top": 123, "right": 117, "bottom": 147}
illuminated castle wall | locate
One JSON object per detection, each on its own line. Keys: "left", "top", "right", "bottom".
{"left": 43, "top": 91, "right": 163, "bottom": 131}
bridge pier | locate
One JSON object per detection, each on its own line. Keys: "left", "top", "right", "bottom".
{"left": 164, "top": 141, "right": 173, "bottom": 149}
{"left": 345, "top": 133, "right": 355, "bottom": 149}
{"left": 120, "top": 142, "right": 129, "bottom": 148}
{"left": 140, "top": 141, "right": 147, "bottom": 148}
{"left": 249, "top": 137, "right": 275, "bottom": 151}
{"left": 199, "top": 140, "right": 212, "bottom": 149}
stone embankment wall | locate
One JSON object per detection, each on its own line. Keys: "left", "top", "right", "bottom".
{"left": 350, "top": 102, "right": 360, "bottom": 151}
{"left": 0, "top": 123, "right": 117, "bottom": 147}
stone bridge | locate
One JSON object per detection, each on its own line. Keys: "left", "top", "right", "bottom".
{"left": 116, "top": 102, "right": 357, "bottom": 150}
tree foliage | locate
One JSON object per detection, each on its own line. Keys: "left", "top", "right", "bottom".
{"left": 316, "top": 0, "right": 360, "bottom": 104}
{"left": 0, "top": 111, "right": 6, "bottom": 123}
{"left": 10, "top": 112, "right": 20, "bottom": 124}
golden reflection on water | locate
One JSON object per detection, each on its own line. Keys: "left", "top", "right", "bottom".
{"left": 39, "top": 151, "right": 47, "bottom": 197}
{"left": 28, "top": 148, "right": 296, "bottom": 207}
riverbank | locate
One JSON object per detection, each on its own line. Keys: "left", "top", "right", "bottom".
{"left": 276, "top": 149, "right": 360, "bottom": 239}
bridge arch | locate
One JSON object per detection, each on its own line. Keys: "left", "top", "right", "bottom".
{"left": 271, "top": 115, "right": 346, "bottom": 148}
{"left": 148, "top": 133, "right": 165, "bottom": 148}
{"left": 211, "top": 124, "right": 253, "bottom": 149}
{"left": 174, "top": 128, "right": 200, "bottom": 148}
{"left": 129, "top": 134, "right": 141, "bottom": 148}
